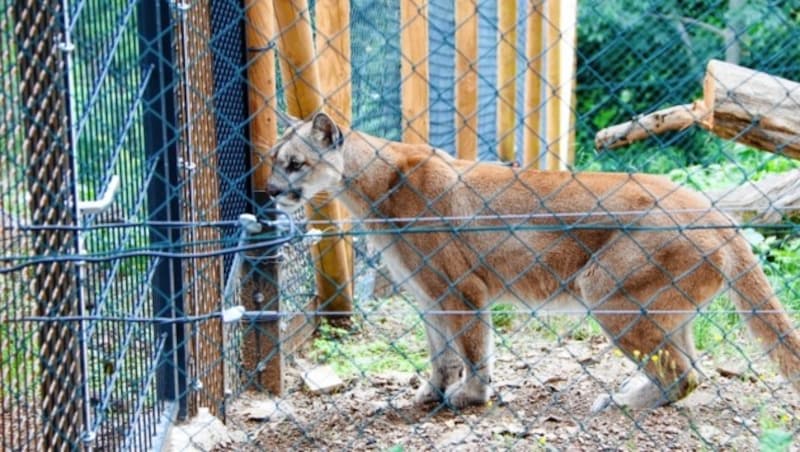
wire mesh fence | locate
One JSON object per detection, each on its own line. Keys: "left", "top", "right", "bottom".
{"left": 1, "top": 0, "right": 800, "bottom": 450}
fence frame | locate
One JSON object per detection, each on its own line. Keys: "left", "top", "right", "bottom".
{"left": 138, "top": 0, "right": 188, "bottom": 420}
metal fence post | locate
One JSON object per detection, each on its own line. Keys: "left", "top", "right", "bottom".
{"left": 138, "top": 0, "right": 188, "bottom": 420}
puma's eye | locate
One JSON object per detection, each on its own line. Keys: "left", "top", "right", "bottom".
{"left": 286, "top": 157, "right": 305, "bottom": 172}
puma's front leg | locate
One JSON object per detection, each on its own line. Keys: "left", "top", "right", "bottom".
{"left": 444, "top": 311, "right": 493, "bottom": 408}
{"left": 414, "top": 318, "right": 463, "bottom": 405}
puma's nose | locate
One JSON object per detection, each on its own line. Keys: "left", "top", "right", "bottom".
{"left": 267, "top": 184, "right": 285, "bottom": 198}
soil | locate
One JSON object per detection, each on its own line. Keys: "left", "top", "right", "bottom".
{"left": 223, "top": 298, "right": 800, "bottom": 451}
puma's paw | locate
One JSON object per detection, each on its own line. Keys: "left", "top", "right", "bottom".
{"left": 413, "top": 381, "right": 444, "bottom": 406}
{"left": 591, "top": 374, "right": 669, "bottom": 413}
{"left": 444, "top": 382, "right": 490, "bottom": 409}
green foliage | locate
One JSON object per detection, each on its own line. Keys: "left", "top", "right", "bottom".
{"left": 576, "top": 1, "right": 800, "bottom": 173}
{"left": 758, "top": 409, "right": 795, "bottom": 452}
{"left": 760, "top": 430, "right": 793, "bottom": 452}
{"left": 491, "top": 303, "right": 514, "bottom": 331}
{"left": 693, "top": 296, "right": 739, "bottom": 352}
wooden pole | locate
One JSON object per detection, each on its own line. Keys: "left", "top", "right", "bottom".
{"left": 401, "top": 0, "right": 429, "bottom": 143}
{"left": 522, "top": 0, "right": 544, "bottom": 168}
{"left": 544, "top": 0, "right": 561, "bottom": 170}
{"left": 244, "top": 0, "right": 282, "bottom": 395}
{"left": 455, "top": 0, "right": 478, "bottom": 160}
{"left": 274, "top": 0, "right": 354, "bottom": 317}
{"left": 558, "top": 0, "right": 577, "bottom": 169}
{"left": 246, "top": 0, "right": 277, "bottom": 191}
{"left": 314, "top": 0, "right": 355, "bottom": 317}
{"left": 315, "top": 0, "right": 352, "bottom": 125}
{"left": 496, "top": 0, "right": 517, "bottom": 162}
{"left": 274, "top": 0, "right": 322, "bottom": 113}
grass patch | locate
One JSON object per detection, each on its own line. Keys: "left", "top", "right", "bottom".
{"left": 309, "top": 318, "right": 429, "bottom": 378}
{"left": 491, "top": 303, "right": 514, "bottom": 331}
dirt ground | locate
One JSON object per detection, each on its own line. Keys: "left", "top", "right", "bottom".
{"left": 223, "top": 297, "right": 800, "bottom": 451}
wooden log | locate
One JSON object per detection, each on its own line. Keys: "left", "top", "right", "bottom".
{"left": 496, "top": 0, "right": 517, "bottom": 162}
{"left": 702, "top": 59, "right": 800, "bottom": 159}
{"left": 400, "top": 0, "right": 429, "bottom": 143}
{"left": 522, "top": 0, "right": 544, "bottom": 168}
{"left": 594, "top": 102, "right": 709, "bottom": 149}
{"left": 314, "top": 0, "right": 355, "bottom": 318}
{"left": 709, "top": 168, "right": 800, "bottom": 224}
{"left": 596, "top": 60, "right": 800, "bottom": 160}
{"left": 455, "top": 0, "right": 478, "bottom": 160}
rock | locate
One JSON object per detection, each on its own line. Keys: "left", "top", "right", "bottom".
{"left": 495, "top": 391, "right": 518, "bottom": 406}
{"left": 676, "top": 388, "right": 717, "bottom": 408}
{"left": 716, "top": 364, "right": 757, "bottom": 383}
{"left": 371, "top": 371, "right": 416, "bottom": 387}
{"left": 242, "top": 398, "right": 294, "bottom": 422}
{"left": 491, "top": 422, "right": 529, "bottom": 438}
{"left": 163, "top": 407, "right": 244, "bottom": 452}
{"left": 440, "top": 425, "right": 474, "bottom": 446}
{"left": 696, "top": 424, "right": 722, "bottom": 442}
{"left": 302, "top": 365, "right": 345, "bottom": 394}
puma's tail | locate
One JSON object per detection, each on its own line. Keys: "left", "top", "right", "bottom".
{"left": 728, "top": 235, "right": 800, "bottom": 389}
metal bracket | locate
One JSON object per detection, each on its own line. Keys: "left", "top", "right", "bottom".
{"left": 77, "top": 175, "right": 120, "bottom": 215}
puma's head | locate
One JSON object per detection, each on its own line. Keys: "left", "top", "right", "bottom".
{"left": 267, "top": 112, "right": 345, "bottom": 211}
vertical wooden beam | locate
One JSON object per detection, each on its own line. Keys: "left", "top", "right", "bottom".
{"left": 400, "top": 0, "right": 429, "bottom": 143}
{"left": 455, "top": 0, "right": 478, "bottom": 160}
{"left": 274, "top": 0, "right": 322, "bottom": 113}
{"left": 274, "top": 0, "right": 354, "bottom": 317}
{"left": 544, "top": 0, "right": 561, "bottom": 171}
{"left": 559, "top": 0, "right": 578, "bottom": 168}
{"left": 246, "top": 0, "right": 277, "bottom": 191}
{"left": 544, "top": 0, "right": 577, "bottom": 170}
{"left": 523, "top": 0, "right": 544, "bottom": 168}
{"left": 244, "top": 0, "right": 282, "bottom": 395}
{"left": 315, "top": 0, "right": 352, "bottom": 126}
{"left": 496, "top": 0, "right": 517, "bottom": 162}
{"left": 315, "top": 0, "right": 355, "bottom": 302}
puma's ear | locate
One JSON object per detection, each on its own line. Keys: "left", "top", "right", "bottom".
{"left": 311, "top": 112, "right": 343, "bottom": 149}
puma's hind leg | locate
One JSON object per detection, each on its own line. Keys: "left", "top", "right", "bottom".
{"left": 591, "top": 308, "right": 701, "bottom": 413}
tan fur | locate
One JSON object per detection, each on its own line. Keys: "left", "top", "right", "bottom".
{"left": 268, "top": 112, "right": 800, "bottom": 411}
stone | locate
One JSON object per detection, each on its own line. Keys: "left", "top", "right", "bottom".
{"left": 242, "top": 398, "right": 294, "bottom": 422}
{"left": 163, "top": 407, "right": 243, "bottom": 452}
{"left": 302, "top": 365, "right": 345, "bottom": 394}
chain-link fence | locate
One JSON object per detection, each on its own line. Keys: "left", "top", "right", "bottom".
{"left": 2, "top": 0, "right": 799, "bottom": 450}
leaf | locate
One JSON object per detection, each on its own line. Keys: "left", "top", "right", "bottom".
{"left": 759, "top": 428, "right": 793, "bottom": 452}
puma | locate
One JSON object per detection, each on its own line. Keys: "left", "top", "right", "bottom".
{"left": 267, "top": 112, "right": 800, "bottom": 412}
